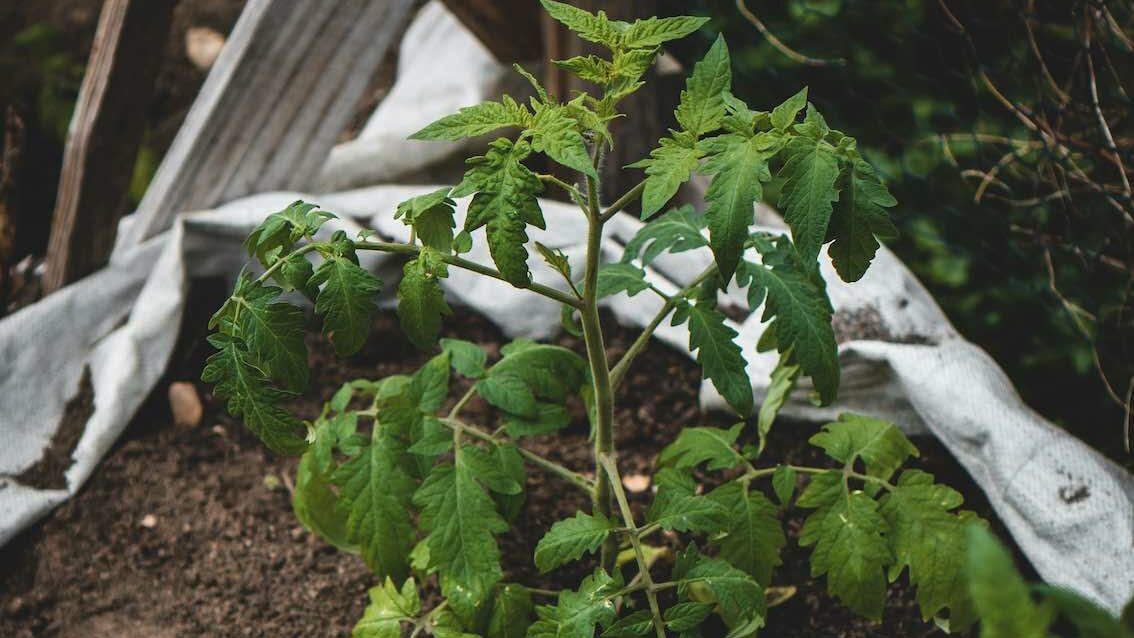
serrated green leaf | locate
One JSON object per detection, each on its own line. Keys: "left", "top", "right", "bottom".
{"left": 293, "top": 450, "right": 357, "bottom": 553}
{"left": 442, "top": 338, "right": 488, "bottom": 378}
{"left": 648, "top": 487, "right": 730, "bottom": 533}
{"left": 966, "top": 525, "right": 1055, "bottom": 638}
{"left": 411, "top": 351, "right": 451, "bottom": 412}
{"left": 410, "top": 97, "right": 530, "bottom": 141}
{"left": 777, "top": 135, "right": 840, "bottom": 260}
{"left": 311, "top": 252, "right": 382, "bottom": 356}
{"left": 879, "top": 470, "right": 976, "bottom": 629}
{"left": 740, "top": 240, "right": 838, "bottom": 404}
{"left": 621, "top": 15, "right": 708, "bottom": 49}
{"left": 540, "top": 1, "right": 620, "bottom": 47}
{"left": 201, "top": 334, "right": 309, "bottom": 455}
{"left": 770, "top": 87, "right": 808, "bottom": 130}
{"left": 658, "top": 423, "right": 744, "bottom": 471}
{"left": 529, "top": 103, "right": 597, "bottom": 178}
{"left": 332, "top": 433, "right": 416, "bottom": 581}
{"left": 527, "top": 568, "right": 620, "bottom": 638}
{"left": 352, "top": 577, "right": 421, "bottom": 638}
{"left": 244, "top": 200, "right": 334, "bottom": 265}
{"left": 478, "top": 343, "right": 587, "bottom": 421}
{"left": 828, "top": 157, "right": 897, "bottom": 282}
{"left": 505, "top": 402, "right": 571, "bottom": 438}
{"left": 601, "top": 610, "right": 654, "bottom": 637}
{"left": 676, "top": 551, "right": 766, "bottom": 629}
{"left": 555, "top": 55, "right": 612, "bottom": 84}
{"left": 611, "top": 47, "right": 658, "bottom": 81}
{"left": 772, "top": 465, "right": 797, "bottom": 505}
{"left": 231, "top": 279, "right": 309, "bottom": 391}
{"left": 595, "top": 263, "right": 649, "bottom": 299}
{"left": 396, "top": 187, "right": 456, "bottom": 253}
{"left": 621, "top": 205, "right": 708, "bottom": 266}
{"left": 664, "top": 602, "right": 714, "bottom": 632}
{"left": 699, "top": 131, "right": 776, "bottom": 280}
{"left": 397, "top": 253, "right": 452, "bottom": 350}
{"left": 757, "top": 354, "right": 800, "bottom": 452}
{"left": 415, "top": 445, "right": 512, "bottom": 612}
{"left": 453, "top": 138, "right": 544, "bottom": 285}
{"left": 632, "top": 136, "right": 703, "bottom": 220}
{"left": 707, "top": 481, "right": 785, "bottom": 585}
{"left": 489, "top": 585, "right": 535, "bottom": 638}
{"left": 675, "top": 36, "right": 731, "bottom": 137}
{"left": 535, "top": 512, "right": 617, "bottom": 573}
{"left": 685, "top": 305, "right": 752, "bottom": 416}
{"left": 810, "top": 413, "right": 918, "bottom": 482}
{"left": 799, "top": 487, "right": 893, "bottom": 620}
{"left": 276, "top": 250, "right": 316, "bottom": 296}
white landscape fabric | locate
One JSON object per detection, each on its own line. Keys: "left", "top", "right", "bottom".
{"left": 0, "top": 1, "right": 1130, "bottom": 615}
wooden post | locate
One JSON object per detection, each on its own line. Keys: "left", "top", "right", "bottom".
{"left": 0, "top": 108, "right": 25, "bottom": 313}
{"left": 42, "top": 0, "right": 175, "bottom": 293}
{"left": 441, "top": 0, "right": 542, "bottom": 63}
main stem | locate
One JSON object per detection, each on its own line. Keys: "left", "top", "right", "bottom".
{"left": 580, "top": 162, "right": 618, "bottom": 572}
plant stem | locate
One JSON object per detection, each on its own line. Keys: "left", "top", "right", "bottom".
{"left": 598, "top": 180, "right": 646, "bottom": 223}
{"left": 580, "top": 160, "right": 619, "bottom": 572}
{"left": 743, "top": 463, "right": 897, "bottom": 492}
{"left": 609, "top": 265, "right": 717, "bottom": 390}
{"left": 442, "top": 416, "right": 594, "bottom": 493}
{"left": 599, "top": 454, "right": 666, "bottom": 638}
{"left": 355, "top": 240, "right": 582, "bottom": 308}
{"left": 537, "top": 173, "right": 587, "bottom": 209}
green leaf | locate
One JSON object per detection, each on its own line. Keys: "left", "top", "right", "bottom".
{"left": 664, "top": 602, "right": 714, "bottom": 632}
{"left": 396, "top": 187, "right": 456, "bottom": 253}
{"left": 453, "top": 138, "right": 545, "bottom": 285}
{"left": 529, "top": 103, "right": 597, "bottom": 178}
{"left": 477, "top": 343, "right": 587, "bottom": 421}
{"left": 311, "top": 252, "right": 382, "bottom": 356}
{"left": 699, "top": 131, "right": 776, "bottom": 280}
{"left": 685, "top": 305, "right": 752, "bottom": 416}
{"left": 535, "top": 512, "right": 617, "bottom": 573}
{"left": 595, "top": 263, "right": 649, "bottom": 299}
{"left": 276, "top": 251, "right": 316, "bottom": 296}
{"left": 293, "top": 450, "right": 357, "bottom": 552}
{"left": 772, "top": 465, "right": 797, "bottom": 505}
{"left": 397, "top": 252, "right": 452, "bottom": 350}
{"left": 539, "top": 1, "right": 620, "bottom": 47}
{"left": 777, "top": 134, "right": 840, "bottom": 260}
{"left": 527, "top": 568, "right": 620, "bottom": 638}
{"left": 1037, "top": 585, "right": 1133, "bottom": 638}
{"left": 621, "top": 205, "right": 708, "bottom": 266}
{"left": 658, "top": 423, "right": 744, "bottom": 471}
{"left": 442, "top": 338, "right": 488, "bottom": 379}
{"left": 675, "top": 36, "right": 731, "bottom": 138}
{"left": 809, "top": 413, "right": 919, "bottom": 482}
{"left": 411, "top": 351, "right": 451, "bottom": 413}
{"left": 757, "top": 355, "right": 800, "bottom": 451}
{"left": 879, "top": 470, "right": 976, "bottom": 629}
{"left": 799, "top": 481, "right": 893, "bottom": 620}
{"left": 201, "top": 334, "right": 309, "bottom": 455}
{"left": 332, "top": 434, "right": 417, "bottom": 581}
{"left": 244, "top": 200, "right": 334, "bottom": 265}
{"left": 414, "top": 445, "right": 512, "bottom": 612}
{"left": 966, "top": 525, "right": 1054, "bottom": 638}
{"left": 488, "top": 585, "right": 535, "bottom": 638}
{"left": 231, "top": 279, "right": 309, "bottom": 391}
{"left": 410, "top": 97, "right": 530, "bottom": 141}
{"left": 648, "top": 487, "right": 730, "bottom": 533}
{"left": 601, "top": 610, "right": 654, "bottom": 637}
{"left": 770, "top": 87, "right": 808, "bottom": 130}
{"left": 535, "top": 242, "right": 573, "bottom": 284}
{"left": 555, "top": 55, "right": 612, "bottom": 84}
{"left": 707, "top": 481, "right": 785, "bottom": 585}
{"left": 352, "top": 577, "right": 421, "bottom": 638}
{"left": 621, "top": 15, "right": 709, "bottom": 49}
{"left": 828, "top": 157, "right": 897, "bottom": 282}
{"left": 676, "top": 549, "right": 766, "bottom": 629}
{"left": 631, "top": 136, "right": 703, "bottom": 220}
{"left": 740, "top": 239, "right": 838, "bottom": 404}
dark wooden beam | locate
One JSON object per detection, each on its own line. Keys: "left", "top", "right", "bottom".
{"left": 42, "top": 0, "right": 175, "bottom": 293}
{"left": 441, "top": 0, "right": 542, "bottom": 63}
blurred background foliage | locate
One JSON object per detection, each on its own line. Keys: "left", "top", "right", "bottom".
{"left": 662, "top": 0, "right": 1133, "bottom": 462}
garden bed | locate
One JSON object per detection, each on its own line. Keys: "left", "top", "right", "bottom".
{"left": 0, "top": 282, "right": 1018, "bottom": 637}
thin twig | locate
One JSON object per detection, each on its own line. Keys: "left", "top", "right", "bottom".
{"left": 735, "top": 0, "right": 845, "bottom": 67}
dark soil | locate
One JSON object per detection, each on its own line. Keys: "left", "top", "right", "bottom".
{"left": 0, "top": 278, "right": 1019, "bottom": 637}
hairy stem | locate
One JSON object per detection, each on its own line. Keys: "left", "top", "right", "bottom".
{"left": 580, "top": 157, "right": 619, "bottom": 572}
{"left": 443, "top": 416, "right": 594, "bottom": 493}
{"left": 599, "top": 454, "right": 666, "bottom": 638}
{"left": 355, "top": 240, "right": 582, "bottom": 308}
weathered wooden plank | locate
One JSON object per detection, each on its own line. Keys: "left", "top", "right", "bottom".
{"left": 441, "top": 0, "right": 541, "bottom": 63}
{"left": 119, "top": 0, "right": 421, "bottom": 248}
{"left": 42, "top": 0, "right": 176, "bottom": 292}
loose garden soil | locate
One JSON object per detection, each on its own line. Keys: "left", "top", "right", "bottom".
{"left": 0, "top": 281, "right": 1024, "bottom": 637}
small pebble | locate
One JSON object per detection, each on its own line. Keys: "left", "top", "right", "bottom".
{"left": 185, "top": 26, "right": 226, "bottom": 71}
{"left": 168, "top": 382, "right": 203, "bottom": 427}
{"left": 140, "top": 514, "right": 157, "bottom": 528}
{"left": 622, "top": 474, "right": 650, "bottom": 493}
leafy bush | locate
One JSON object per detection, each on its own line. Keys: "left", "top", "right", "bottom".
{"left": 203, "top": 2, "right": 1132, "bottom": 636}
